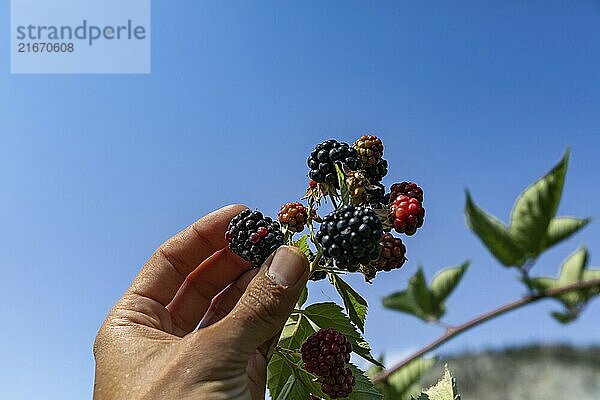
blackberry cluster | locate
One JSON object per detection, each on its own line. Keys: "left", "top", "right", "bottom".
{"left": 278, "top": 202, "right": 308, "bottom": 233}
{"left": 373, "top": 233, "right": 407, "bottom": 272}
{"left": 353, "top": 135, "right": 384, "bottom": 166}
{"left": 390, "top": 195, "right": 425, "bottom": 235}
{"left": 225, "top": 210, "right": 284, "bottom": 267}
{"left": 363, "top": 158, "right": 388, "bottom": 184}
{"left": 301, "top": 328, "right": 355, "bottom": 399}
{"left": 308, "top": 140, "right": 362, "bottom": 186}
{"left": 316, "top": 205, "right": 383, "bottom": 272}
{"left": 388, "top": 181, "right": 424, "bottom": 203}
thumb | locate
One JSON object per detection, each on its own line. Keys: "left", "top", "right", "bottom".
{"left": 214, "top": 246, "right": 309, "bottom": 355}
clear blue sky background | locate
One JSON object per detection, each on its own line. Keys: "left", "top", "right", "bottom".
{"left": 1, "top": 1, "right": 600, "bottom": 399}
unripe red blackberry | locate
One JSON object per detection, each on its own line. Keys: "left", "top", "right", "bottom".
{"left": 373, "top": 233, "right": 407, "bottom": 272}
{"left": 307, "top": 140, "right": 362, "bottom": 186}
{"left": 363, "top": 158, "right": 388, "bottom": 184}
{"left": 225, "top": 209, "right": 284, "bottom": 267}
{"left": 321, "top": 367, "right": 356, "bottom": 399}
{"left": 301, "top": 328, "right": 353, "bottom": 376}
{"left": 390, "top": 195, "right": 425, "bottom": 235}
{"left": 389, "top": 181, "right": 424, "bottom": 204}
{"left": 353, "top": 135, "right": 384, "bottom": 166}
{"left": 278, "top": 202, "right": 308, "bottom": 233}
{"left": 316, "top": 205, "right": 383, "bottom": 272}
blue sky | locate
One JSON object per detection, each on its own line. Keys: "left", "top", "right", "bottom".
{"left": 1, "top": 1, "right": 600, "bottom": 399}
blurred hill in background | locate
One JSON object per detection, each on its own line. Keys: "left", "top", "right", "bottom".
{"left": 423, "top": 344, "right": 600, "bottom": 400}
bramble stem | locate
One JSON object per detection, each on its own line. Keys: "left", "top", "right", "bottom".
{"left": 371, "top": 277, "right": 600, "bottom": 383}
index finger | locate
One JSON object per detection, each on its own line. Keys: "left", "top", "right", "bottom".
{"left": 126, "top": 204, "right": 247, "bottom": 306}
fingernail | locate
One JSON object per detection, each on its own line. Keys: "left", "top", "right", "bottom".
{"left": 267, "top": 246, "right": 308, "bottom": 286}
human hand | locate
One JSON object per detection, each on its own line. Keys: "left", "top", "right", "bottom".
{"left": 93, "top": 205, "right": 309, "bottom": 400}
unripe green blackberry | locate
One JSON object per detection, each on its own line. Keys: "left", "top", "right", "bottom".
{"left": 308, "top": 140, "right": 362, "bottom": 186}
{"left": 225, "top": 210, "right": 284, "bottom": 267}
{"left": 353, "top": 135, "right": 384, "bottom": 166}
{"left": 278, "top": 202, "right": 308, "bottom": 233}
{"left": 316, "top": 205, "right": 383, "bottom": 271}
{"left": 301, "top": 328, "right": 353, "bottom": 376}
{"left": 390, "top": 195, "right": 425, "bottom": 235}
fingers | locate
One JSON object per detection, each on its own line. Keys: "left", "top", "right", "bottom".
{"left": 197, "top": 267, "right": 260, "bottom": 329}
{"left": 204, "top": 246, "right": 309, "bottom": 357}
{"left": 166, "top": 247, "right": 251, "bottom": 335}
{"left": 126, "top": 204, "right": 247, "bottom": 306}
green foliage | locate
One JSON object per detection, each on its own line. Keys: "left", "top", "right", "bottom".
{"left": 347, "top": 364, "right": 385, "bottom": 400}
{"left": 414, "top": 366, "right": 461, "bottom": 400}
{"left": 335, "top": 163, "right": 350, "bottom": 205}
{"left": 293, "top": 234, "right": 311, "bottom": 258}
{"left": 509, "top": 150, "right": 570, "bottom": 256}
{"left": 382, "top": 263, "right": 469, "bottom": 322}
{"left": 331, "top": 273, "right": 369, "bottom": 332}
{"left": 465, "top": 192, "right": 526, "bottom": 266}
{"left": 541, "top": 217, "right": 590, "bottom": 252}
{"left": 528, "top": 247, "right": 600, "bottom": 323}
{"left": 368, "top": 357, "right": 437, "bottom": 400}
{"left": 465, "top": 150, "right": 589, "bottom": 268}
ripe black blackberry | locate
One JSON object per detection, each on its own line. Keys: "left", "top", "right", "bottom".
{"left": 353, "top": 135, "right": 384, "bottom": 166}
{"left": 301, "top": 328, "right": 353, "bottom": 376}
{"left": 225, "top": 209, "right": 284, "bottom": 267}
{"left": 373, "top": 233, "right": 407, "bottom": 272}
{"left": 389, "top": 181, "right": 424, "bottom": 204}
{"left": 390, "top": 195, "right": 425, "bottom": 235}
{"left": 307, "top": 140, "right": 362, "bottom": 186}
{"left": 363, "top": 158, "right": 388, "bottom": 184}
{"left": 316, "top": 205, "right": 383, "bottom": 271}
{"left": 321, "top": 367, "right": 356, "bottom": 399}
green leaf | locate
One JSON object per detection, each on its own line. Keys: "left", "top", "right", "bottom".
{"left": 527, "top": 247, "right": 599, "bottom": 324}
{"left": 430, "top": 262, "right": 470, "bottom": 304}
{"left": 465, "top": 191, "right": 526, "bottom": 267}
{"left": 418, "top": 365, "right": 461, "bottom": 400}
{"left": 382, "top": 267, "right": 461, "bottom": 322}
{"left": 304, "top": 302, "right": 382, "bottom": 367}
{"left": 541, "top": 217, "right": 590, "bottom": 251}
{"left": 331, "top": 273, "right": 368, "bottom": 332}
{"left": 510, "top": 150, "right": 570, "bottom": 256}
{"left": 293, "top": 235, "right": 311, "bottom": 258}
{"left": 383, "top": 357, "right": 436, "bottom": 400}
{"left": 347, "top": 364, "right": 384, "bottom": 400}
{"left": 296, "top": 368, "right": 327, "bottom": 399}
{"left": 335, "top": 163, "right": 350, "bottom": 205}
{"left": 382, "top": 290, "right": 422, "bottom": 316}
{"left": 297, "top": 286, "right": 308, "bottom": 308}
{"left": 268, "top": 353, "right": 294, "bottom": 399}
{"left": 280, "top": 314, "right": 316, "bottom": 350}
{"left": 270, "top": 315, "right": 316, "bottom": 399}
{"left": 411, "top": 269, "right": 437, "bottom": 316}
{"left": 551, "top": 310, "right": 579, "bottom": 324}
